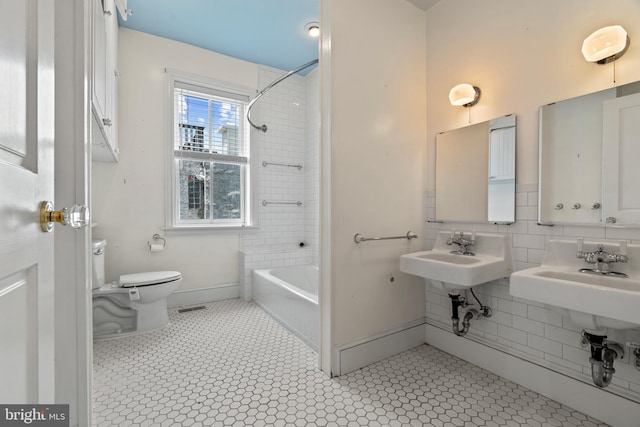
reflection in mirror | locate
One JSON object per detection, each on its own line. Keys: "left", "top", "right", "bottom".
{"left": 435, "top": 114, "right": 516, "bottom": 224}
{"left": 539, "top": 81, "right": 640, "bottom": 225}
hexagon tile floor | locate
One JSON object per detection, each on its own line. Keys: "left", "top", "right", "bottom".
{"left": 93, "top": 298, "right": 607, "bottom": 427}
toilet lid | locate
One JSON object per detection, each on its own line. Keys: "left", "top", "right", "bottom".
{"left": 119, "top": 271, "right": 182, "bottom": 288}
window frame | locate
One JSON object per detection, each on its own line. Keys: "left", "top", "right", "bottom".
{"left": 165, "top": 69, "right": 256, "bottom": 230}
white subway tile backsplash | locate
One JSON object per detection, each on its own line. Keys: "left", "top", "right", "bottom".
{"left": 484, "top": 332, "right": 513, "bottom": 348}
{"left": 426, "top": 302, "right": 449, "bottom": 319}
{"left": 490, "top": 310, "right": 513, "bottom": 327}
{"left": 513, "top": 261, "right": 539, "bottom": 272}
{"left": 516, "top": 182, "right": 538, "bottom": 193}
{"left": 544, "top": 324, "right": 581, "bottom": 348}
{"left": 526, "top": 221, "right": 563, "bottom": 236}
{"left": 513, "top": 315, "right": 544, "bottom": 336}
{"left": 610, "top": 376, "right": 631, "bottom": 390}
{"left": 527, "top": 248, "right": 545, "bottom": 264}
{"left": 528, "top": 306, "right": 563, "bottom": 327}
{"left": 515, "top": 192, "right": 528, "bottom": 207}
{"left": 511, "top": 247, "right": 527, "bottom": 262}
{"left": 512, "top": 234, "right": 546, "bottom": 250}
{"left": 497, "top": 324, "right": 527, "bottom": 345}
{"left": 563, "top": 342, "right": 590, "bottom": 366}
{"left": 527, "top": 334, "right": 562, "bottom": 357}
{"left": 484, "top": 281, "right": 512, "bottom": 300}
{"left": 497, "top": 299, "right": 527, "bottom": 317}
{"left": 544, "top": 354, "right": 583, "bottom": 373}
{"left": 498, "top": 220, "right": 527, "bottom": 234}
{"left": 561, "top": 316, "right": 584, "bottom": 333}
{"left": 605, "top": 226, "right": 640, "bottom": 241}
{"left": 427, "top": 184, "right": 640, "bottom": 402}
{"left": 515, "top": 206, "right": 538, "bottom": 221}
{"left": 512, "top": 343, "right": 545, "bottom": 359}
{"left": 562, "top": 225, "right": 606, "bottom": 238}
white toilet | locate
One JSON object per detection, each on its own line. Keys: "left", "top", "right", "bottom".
{"left": 92, "top": 239, "right": 182, "bottom": 338}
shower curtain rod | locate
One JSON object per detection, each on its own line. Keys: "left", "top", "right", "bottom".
{"left": 247, "top": 59, "right": 319, "bottom": 133}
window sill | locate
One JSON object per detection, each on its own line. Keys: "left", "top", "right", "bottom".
{"left": 162, "top": 225, "right": 259, "bottom": 234}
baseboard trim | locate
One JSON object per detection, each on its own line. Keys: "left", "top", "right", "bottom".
{"left": 425, "top": 323, "right": 640, "bottom": 427}
{"left": 334, "top": 319, "right": 426, "bottom": 376}
{"left": 167, "top": 284, "right": 240, "bottom": 308}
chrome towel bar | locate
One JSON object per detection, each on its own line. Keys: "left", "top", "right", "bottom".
{"left": 354, "top": 231, "right": 418, "bottom": 244}
{"left": 262, "top": 161, "right": 303, "bottom": 170}
{"left": 262, "top": 200, "right": 303, "bottom": 207}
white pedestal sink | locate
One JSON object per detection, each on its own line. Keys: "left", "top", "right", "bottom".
{"left": 510, "top": 239, "right": 640, "bottom": 330}
{"left": 400, "top": 231, "right": 512, "bottom": 291}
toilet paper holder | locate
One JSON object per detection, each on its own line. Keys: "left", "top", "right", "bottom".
{"left": 148, "top": 234, "right": 166, "bottom": 250}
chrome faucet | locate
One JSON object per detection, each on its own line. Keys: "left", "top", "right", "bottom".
{"left": 577, "top": 244, "right": 628, "bottom": 277}
{"left": 446, "top": 231, "right": 475, "bottom": 256}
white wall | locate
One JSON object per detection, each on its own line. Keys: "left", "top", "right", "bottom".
{"left": 328, "top": 0, "right": 427, "bottom": 351}
{"left": 426, "top": 0, "right": 640, "bottom": 189}
{"left": 424, "top": 0, "right": 640, "bottom": 417}
{"left": 92, "top": 29, "right": 258, "bottom": 292}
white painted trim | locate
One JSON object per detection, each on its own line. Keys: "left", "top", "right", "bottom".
{"left": 167, "top": 284, "right": 240, "bottom": 308}
{"left": 425, "top": 323, "right": 640, "bottom": 427}
{"left": 334, "top": 319, "right": 426, "bottom": 376}
{"left": 319, "top": 0, "right": 333, "bottom": 377}
{"left": 164, "top": 69, "right": 257, "bottom": 230}
{"left": 54, "top": 0, "right": 92, "bottom": 425}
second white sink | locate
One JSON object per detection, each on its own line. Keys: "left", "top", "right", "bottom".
{"left": 400, "top": 231, "right": 512, "bottom": 290}
{"left": 510, "top": 239, "right": 640, "bottom": 330}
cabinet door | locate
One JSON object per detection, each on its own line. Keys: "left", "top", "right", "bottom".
{"left": 105, "top": 0, "right": 117, "bottom": 154}
{"left": 91, "top": 0, "right": 118, "bottom": 161}
{"left": 92, "top": 0, "right": 107, "bottom": 122}
{"left": 602, "top": 92, "right": 640, "bottom": 225}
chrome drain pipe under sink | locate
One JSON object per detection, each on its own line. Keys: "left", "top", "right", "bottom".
{"left": 581, "top": 331, "right": 624, "bottom": 388}
{"left": 449, "top": 292, "right": 492, "bottom": 337}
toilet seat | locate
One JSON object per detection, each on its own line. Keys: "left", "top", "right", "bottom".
{"left": 119, "top": 271, "right": 182, "bottom": 288}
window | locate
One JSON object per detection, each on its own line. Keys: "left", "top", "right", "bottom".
{"left": 169, "top": 75, "right": 252, "bottom": 228}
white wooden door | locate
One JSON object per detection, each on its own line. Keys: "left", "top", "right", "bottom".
{"left": 0, "top": 0, "right": 56, "bottom": 403}
{"left": 602, "top": 92, "right": 640, "bottom": 225}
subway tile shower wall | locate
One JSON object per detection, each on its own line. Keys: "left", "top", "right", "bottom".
{"left": 240, "top": 66, "right": 320, "bottom": 300}
{"left": 425, "top": 183, "right": 640, "bottom": 402}
{"left": 304, "top": 69, "right": 320, "bottom": 264}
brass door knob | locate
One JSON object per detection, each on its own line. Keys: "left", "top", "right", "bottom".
{"left": 39, "top": 201, "right": 89, "bottom": 232}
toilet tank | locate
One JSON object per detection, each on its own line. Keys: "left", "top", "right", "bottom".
{"left": 92, "top": 239, "right": 107, "bottom": 289}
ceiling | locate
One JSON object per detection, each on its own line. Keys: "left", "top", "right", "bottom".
{"left": 405, "top": 0, "right": 441, "bottom": 12}
{"left": 119, "top": 0, "right": 319, "bottom": 72}
{"left": 119, "top": 0, "right": 441, "bottom": 72}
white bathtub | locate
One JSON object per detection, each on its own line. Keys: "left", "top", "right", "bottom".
{"left": 252, "top": 265, "right": 319, "bottom": 351}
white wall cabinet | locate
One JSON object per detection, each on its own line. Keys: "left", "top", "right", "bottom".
{"left": 92, "top": 0, "right": 119, "bottom": 162}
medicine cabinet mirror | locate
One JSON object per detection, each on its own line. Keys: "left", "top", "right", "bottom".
{"left": 435, "top": 114, "right": 516, "bottom": 224}
{"left": 539, "top": 80, "right": 640, "bottom": 226}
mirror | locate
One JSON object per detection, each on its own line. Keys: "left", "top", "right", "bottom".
{"left": 539, "top": 80, "right": 640, "bottom": 226}
{"left": 435, "top": 114, "right": 516, "bottom": 224}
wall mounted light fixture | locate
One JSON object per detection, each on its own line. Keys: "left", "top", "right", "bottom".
{"left": 305, "top": 22, "right": 320, "bottom": 38}
{"left": 449, "top": 83, "right": 481, "bottom": 107}
{"left": 581, "top": 25, "right": 630, "bottom": 64}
